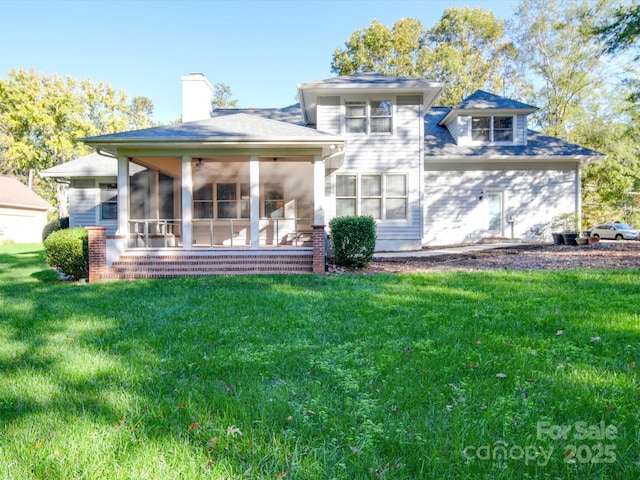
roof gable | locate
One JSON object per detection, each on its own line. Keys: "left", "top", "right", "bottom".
{"left": 453, "top": 90, "right": 537, "bottom": 111}
{"left": 439, "top": 90, "right": 538, "bottom": 127}
{"left": 297, "top": 73, "right": 444, "bottom": 125}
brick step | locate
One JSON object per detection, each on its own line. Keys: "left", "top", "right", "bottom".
{"left": 113, "top": 256, "right": 312, "bottom": 265}
{"left": 105, "top": 253, "right": 314, "bottom": 279}
{"left": 102, "top": 266, "right": 312, "bottom": 279}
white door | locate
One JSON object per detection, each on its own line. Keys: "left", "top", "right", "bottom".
{"left": 487, "top": 192, "right": 503, "bottom": 236}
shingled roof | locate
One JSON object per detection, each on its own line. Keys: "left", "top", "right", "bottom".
{"left": 0, "top": 176, "right": 51, "bottom": 210}
{"left": 425, "top": 107, "right": 603, "bottom": 162}
{"left": 83, "top": 112, "right": 337, "bottom": 144}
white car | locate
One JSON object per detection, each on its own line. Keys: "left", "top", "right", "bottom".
{"left": 591, "top": 223, "right": 640, "bottom": 240}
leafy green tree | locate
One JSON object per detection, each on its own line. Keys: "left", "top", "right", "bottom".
{"left": 595, "top": 2, "right": 640, "bottom": 56}
{"left": 0, "top": 68, "right": 155, "bottom": 209}
{"left": 420, "top": 7, "right": 519, "bottom": 105}
{"left": 212, "top": 82, "right": 238, "bottom": 108}
{"left": 511, "top": 0, "right": 640, "bottom": 224}
{"left": 331, "top": 9, "right": 517, "bottom": 105}
{"left": 510, "top": 0, "right": 613, "bottom": 137}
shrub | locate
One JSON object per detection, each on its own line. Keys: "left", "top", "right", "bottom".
{"left": 329, "top": 215, "right": 377, "bottom": 269}
{"left": 43, "top": 227, "right": 88, "bottom": 280}
{"left": 42, "top": 216, "right": 70, "bottom": 242}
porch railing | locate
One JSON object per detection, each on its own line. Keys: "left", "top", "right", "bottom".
{"left": 128, "top": 219, "right": 182, "bottom": 248}
{"left": 192, "top": 218, "right": 313, "bottom": 247}
{"left": 127, "top": 218, "right": 314, "bottom": 248}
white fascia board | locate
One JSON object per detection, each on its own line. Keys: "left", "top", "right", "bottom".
{"left": 424, "top": 155, "right": 601, "bottom": 164}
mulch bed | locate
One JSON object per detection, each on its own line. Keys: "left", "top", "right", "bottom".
{"left": 358, "top": 241, "right": 640, "bottom": 274}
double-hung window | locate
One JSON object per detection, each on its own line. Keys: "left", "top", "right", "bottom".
{"left": 345, "top": 99, "right": 392, "bottom": 134}
{"left": 336, "top": 173, "right": 408, "bottom": 220}
{"left": 471, "top": 116, "right": 513, "bottom": 143}
{"left": 99, "top": 183, "right": 117, "bottom": 220}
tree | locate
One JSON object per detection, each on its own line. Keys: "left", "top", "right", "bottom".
{"left": 212, "top": 82, "right": 238, "bottom": 108}
{"left": 594, "top": 2, "right": 640, "bottom": 102}
{"left": 510, "top": 0, "right": 613, "bottom": 137}
{"left": 331, "top": 9, "right": 517, "bottom": 105}
{"left": 421, "top": 7, "right": 519, "bottom": 105}
{"left": 0, "top": 68, "right": 155, "bottom": 210}
{"left": 595, "top": 2, "right": 640, "bottom": 56}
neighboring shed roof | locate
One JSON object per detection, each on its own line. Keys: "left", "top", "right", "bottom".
{"left": 424, "top": 107, "right": 604, "bottom": 163}
{"left": 0, "top": 176, "right": 51, "bottom": 210}
{"left": 40, "top": 152, "right": 146, "bottom": 178}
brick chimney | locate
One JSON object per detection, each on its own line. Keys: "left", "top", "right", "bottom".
{"left": 181, "top": 73, "right": 214, "bottom": 122}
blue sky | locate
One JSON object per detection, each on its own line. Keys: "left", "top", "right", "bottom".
{"left": 1, "top": 0, "right": 516, "bottom": 124}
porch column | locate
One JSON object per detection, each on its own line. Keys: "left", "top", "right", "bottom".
{"left": 312, "top": 156, "right": 326, "bottom": 274}
{"left": 181, "top": 155, "right": 193, "bottom": 248}
{"left": 249, "top": 155, "right": 260, "bottom": 248}
{"left": 313, "top": 156, "right": 325, "bottom": 225}
{"left": 116, "top": 155, "right": 129, "bottom": 235}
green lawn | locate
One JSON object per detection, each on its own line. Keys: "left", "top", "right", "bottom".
{"left": 1, "top": 244, "right": 638, "bottom": 479}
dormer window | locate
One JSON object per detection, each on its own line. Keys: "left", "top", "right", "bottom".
{"left": 345, "top": 99, "right": 392, "bottom": 134}
{"left": 471, "top": 116, "right": 513, "bottom": 143}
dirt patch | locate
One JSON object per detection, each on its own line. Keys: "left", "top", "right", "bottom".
{"left": 358, "top": 241, "right": 640, "bottom": 274}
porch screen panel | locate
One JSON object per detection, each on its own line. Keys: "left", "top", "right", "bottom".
{"left": 194, "top": 185, "right": 213, "bottom": 218}
{"left": 264, "top": 183, "right": 284, "bottom": 218}
{"left": 217, "top": 183, "right": 237, "bottom": 219}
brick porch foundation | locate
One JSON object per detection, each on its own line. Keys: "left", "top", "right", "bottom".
{"left": 312, "top": 224, "right": 326, "bottom": 274}
{"left": 86, "top": 226, "right": 107, "bottom": 283}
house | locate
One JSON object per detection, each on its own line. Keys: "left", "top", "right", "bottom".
{"left": 41, "top": 72, "right": 603, "bottom": 280}
{"left": 0, "top": 176, "right": 52, "bottom": 243}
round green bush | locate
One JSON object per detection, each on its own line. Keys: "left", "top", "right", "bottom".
{"left": 329, "top": 215, "right": 377, "bottom": 269}
{"left": 42, "top": 216, "right": 70, "bottom": 242}
{"left": 43, "top": 227, "right": 88, "bottom": 280}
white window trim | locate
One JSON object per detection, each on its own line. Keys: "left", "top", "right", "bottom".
{"left": 98, "top": 181, "right": 118, "bottom": 222}
{"left": 468, "top": 115, "right": 515, "bottom": 145}
{"left": 342, "top": 97, "right": 394, "bottom": 135}
{"left": 334, "top": 172, "right": 409, "bottom": 222}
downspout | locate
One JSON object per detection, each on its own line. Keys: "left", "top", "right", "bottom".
{"left": 576, "top": 161, "right": 582, "bottom": 234}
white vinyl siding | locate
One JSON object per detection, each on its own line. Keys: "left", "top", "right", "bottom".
{"left": 317, "top": 96, "right": 341, "bottom": 134}
{"left": 326, "top": 94, "right": 423, "bottom": 249}
{"left": 69, "top": 178, "right": 118, "bottom": 234}
{"left": 423, "top": 162, "right": 578, "bottom": 246}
